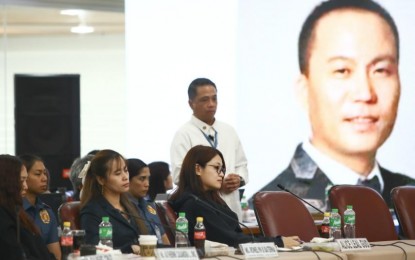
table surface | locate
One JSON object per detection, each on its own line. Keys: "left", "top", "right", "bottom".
{"left": 203, "top": 240, "right": 415, "bottom": 260}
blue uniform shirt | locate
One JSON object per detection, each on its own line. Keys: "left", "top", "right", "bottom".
{"left": 129, "top": 195, "right": 165, "bottom": 243}
{"left": 23, "top": 197, "right": 59, "bottom": 245}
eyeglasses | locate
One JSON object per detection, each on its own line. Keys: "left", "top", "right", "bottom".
{"left": 206, "top": 164, "right": 226, "bottom": 175}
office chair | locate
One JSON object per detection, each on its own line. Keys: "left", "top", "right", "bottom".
{"left": 58, "top": 201, "right": 81, "bottom": 230}
{"left": 253, "top": 191, "right": 319, "bottom": 242}
{"left": 329, "top": 185, "right": 398, "bottom": 241}
{"left": 391, "top": 186, "right": 415, "bottom": 239}
{"left": 155, "top": 200, "right": 177, "bottom": 243}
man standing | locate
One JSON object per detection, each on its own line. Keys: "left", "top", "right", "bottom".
{"left": 171, "top": 78, "right": 248, "bottom": 220}
{"left": 258, "top": 0, "right": 414, "bottom": 209}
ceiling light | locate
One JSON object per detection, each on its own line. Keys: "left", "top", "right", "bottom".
{"left": 71, "top": 25, "right": 94, "bottom": 34}
{"left": 60, "top": 9, "right": 85, "bottom": 16}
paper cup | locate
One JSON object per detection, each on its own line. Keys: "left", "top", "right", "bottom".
{"left": 139, "top": 235, "right": 158, "bottom": 258}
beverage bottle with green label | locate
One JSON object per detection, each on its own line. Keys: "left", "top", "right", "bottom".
{"left": 99, "top": 216, "right": 113, "bottom": 248}
{"left": 343, "top": 205, "right": 356, "bottom": 238}
{"left": 329, "top": 208, "right": 342, "bottom": 240}
{"left": 175, "top": 212, "right": 188, "bottom": 247}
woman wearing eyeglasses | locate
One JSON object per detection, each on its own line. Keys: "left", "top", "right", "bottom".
{"left": 169, "top": 145, "right": 301, "bottom": 248}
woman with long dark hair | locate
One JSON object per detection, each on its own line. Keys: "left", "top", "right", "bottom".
{"left": 127, "top": 159, "right": 170, "bottom": 245}
{"left": 80, "top": 149, "right": 149, "bottom": 254}
{"left": 148, "top": 161, "right": 173, "bottom": 201}
{"left": 0, "top": 154, "right": 54, "bottom": 259}
{"left": 169, "top": 145, "right": 301, "bottom": 248}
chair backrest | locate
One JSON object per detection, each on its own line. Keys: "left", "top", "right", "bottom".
{"left": 329, "top": 185, "right": 398, "bottom": 241}
{"left": 391, "top": 186, "right": 415, "bottom": 239}
{"left": 38, "top": 193, "right": 65, "bottom": 220}
{"left": 155, "top": 200, "right": 177, "bottom": 244}
{"left": 58, "top": 201, "right": 81, "bottom": 230}
{"left": 253, "top": 191, "right": 319, "bottom": 242}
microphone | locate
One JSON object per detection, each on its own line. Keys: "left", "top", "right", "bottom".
{"left": 116, "top": 209, "right": 190, "bottom": 247}
{"left": 208, "top": 135, "right": 214, "bottom": 141}
{"left": 277, "top": 184, "right": 324, "bottom": 214}
{"left": 189, "top": 194, "right": 255, "bottom": 243}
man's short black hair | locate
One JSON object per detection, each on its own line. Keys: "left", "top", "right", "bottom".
{"left": 298, "top": 0, "right": 399, "bottom": 75}
{"left": 188, "top": 78, "right": 217, "bottom": 100}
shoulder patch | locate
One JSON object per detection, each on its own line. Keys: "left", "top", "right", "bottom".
{"left": 39, "top": 209, "right": 51, "bottom": 224}
{"left": 146, "top": 205, "right": 157, "bottom": 215}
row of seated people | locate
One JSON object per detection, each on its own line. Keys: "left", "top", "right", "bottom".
{"left": 60, "top": 146, "right": 415, "bottom": 254}
{"left": 2, "top": 147, "right": 414, "bottom": 259}
{"left": 0, "top": 151, "right": 173, "bottom": 259}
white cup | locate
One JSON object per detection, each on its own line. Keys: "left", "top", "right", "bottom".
{"left": 139, "top": 235, "right": 158, "bottom": 258}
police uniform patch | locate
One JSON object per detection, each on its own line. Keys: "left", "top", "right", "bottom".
{"left": 39, "top": 209, "right": 50, "bottom": 224}
{"left": 147, "top": 205, "right": 157, "bottom": 215}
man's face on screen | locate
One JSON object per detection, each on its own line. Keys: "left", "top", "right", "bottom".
{"left": 299, "top": 9, "right": 400, "bottom": 167}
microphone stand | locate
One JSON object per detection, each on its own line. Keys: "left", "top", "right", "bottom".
{"left": 277, "top": 184, "right": 324, "bottom": 214}
{"left": 189, "top": 194, "right": 255, "bottom": 243}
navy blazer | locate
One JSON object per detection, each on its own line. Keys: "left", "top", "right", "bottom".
{"left": 80, "top": 196, "right": 140, "bottom": 253}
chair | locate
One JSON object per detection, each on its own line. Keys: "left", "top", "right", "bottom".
{"left": 38, "top": 193, "right": 66, "bottom": 219}
{"left": 155, "top": 200, "right": 177, "bottom": 244}
{"left": 253, "top": 191, "right": 319, "bottom": 242}
{"left": 391, "top": 186, "right": 415, "bottom": 239}
{"left": 58, "top": 201, "right": 81, "bottom": 230}
{"left": 329, "top": 185, "right": 398, "bottom": 241}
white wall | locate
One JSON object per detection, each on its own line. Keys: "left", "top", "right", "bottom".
{"left": 0, "top": 34, "right": 126, "bottom": 154}
{"left": 125, "top": 0, "right": 415, "bottom": 199}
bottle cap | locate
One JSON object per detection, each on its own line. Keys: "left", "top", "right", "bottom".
{"left": 347, "top": 205, "right": 353, "bottom": 209}
{"left": 331, "top": 208, "right": 338, "bottom": 213}
{"left": 179, "top": 212, "right": 186, "bottom": 218}
{"left": 64, "top": 221, "right": 71, "bottom": 228}
{"left": 324, "top": 212, "right": 330, "bottom": 217}
{"left": 102, "top": 216, "right": 109, "bottom": 222}
{"left": 196, "top": 217, "right": 203, "bottom": 222}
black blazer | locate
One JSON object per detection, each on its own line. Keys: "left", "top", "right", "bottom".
{"left": 169, "top": 192, "right": 283, "bottom": 248}
{"left": 80, "top": 196, "right": 140, "bottom": 253}
{"left": 0, "top": 206, "right": 54, "bottom": 260}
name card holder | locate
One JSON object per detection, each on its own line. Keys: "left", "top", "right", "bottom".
{"left": 239, "top": 242, "right": 278, "bottom": 258}
{"left": 336, "top": 238, "right": 371, "bottom": 252}
{"left": 75, "top": 255, "right": 114, "bottom": 260}
{"left": 155, "top": 247, "right": 199, "bottom": 260}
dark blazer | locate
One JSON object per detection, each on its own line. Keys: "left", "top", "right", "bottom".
{"left": 254, "top": 144, "right": 415, "bottom": 208}
{"left": 169, "top": 192, "right": 283, "bottom": 248}
{"left": 80, "top": 196, "right": 140, "bottom": 253}
{"left": 0, "top": 206, "right": 54, "bottom": 260}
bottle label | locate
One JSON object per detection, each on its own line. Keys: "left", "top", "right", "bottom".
{"left": 344, "top": 215, "right": 355, "bottom": 225}
{"left": 330, "top": 217, "right": 341, "bottom": 228}
{"left": 61, "top": 236, "right": 73, "bottom": 246}
{"left": 321, "top": 225, "right": 330, "bottom": 234}
{"left": 176, "top": 223, "right": 188, "bottom": 233}
{"left": 194, "top": 231, "right": 206, "bottom": 240}
{"left": 99, "top": 227, "right": 113, "bottom": 239}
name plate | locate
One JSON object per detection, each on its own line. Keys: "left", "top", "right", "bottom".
{"left": 76, "top": 255, "right": 114, "bottom": 260}
{"left": 239, "top": 242, "right": 278, "bottom": 258}
{"left": 336, "top": 238, "right": 371, "bottom": 251}
{"left": 155, "top": 247, "right": 199, "bottom": 260}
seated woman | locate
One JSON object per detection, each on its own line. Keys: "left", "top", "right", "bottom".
{"left": 0, "top": 154, "right": 54, "bottom": 260}
{"left": 127, "top": 159, "right": 170, "bottom": 245}
{"left": 80, "top": 149, "right": 149, "bottom": 254}
{"left": 169, "top": 145, "right": 301, "bottom": 248}
{"left": 19, "top": 154, "right": 61, "bottom": 260}
{"left": 148, "top": 161, "right": 173, "bottom": 201}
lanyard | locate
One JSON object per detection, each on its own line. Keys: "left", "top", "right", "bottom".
{"left": 200, "top": 129, "right": 218, "bottom": 148}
